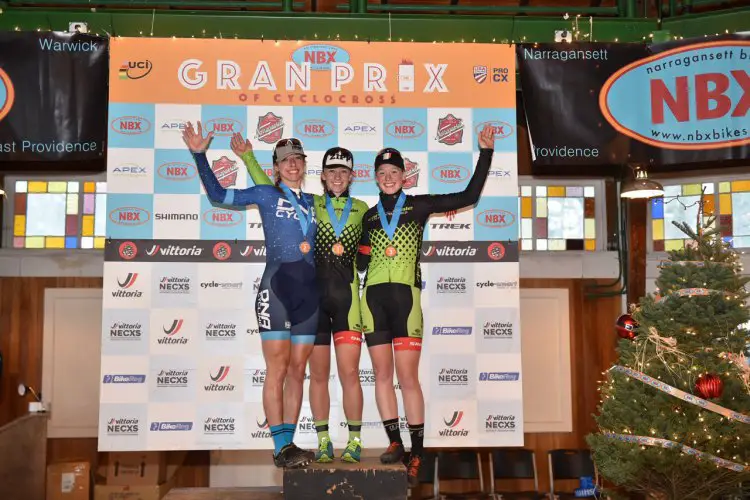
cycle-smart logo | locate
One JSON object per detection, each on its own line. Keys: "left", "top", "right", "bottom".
{"left": 0, "top": 68, "right": 15, "bottom": 122}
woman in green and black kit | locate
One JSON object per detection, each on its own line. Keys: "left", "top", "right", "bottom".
{"left": 232, "top": 133, "right": 368, "bottom": 464}
{"left": 356, "top": 125, "right": 495, "bottom": 484}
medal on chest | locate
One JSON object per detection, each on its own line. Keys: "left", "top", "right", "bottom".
{"left": 377, "top": 192, "right": 406, "bottom": 258}
{"left": 326, "top": 194, "right": 353, "bottom": 257}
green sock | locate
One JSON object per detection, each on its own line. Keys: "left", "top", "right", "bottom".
{"left": 314, "top": 420, "right": 330, "bottom": 443}
{"left": 348, "top": 420, "right": 362, "bottom": 441}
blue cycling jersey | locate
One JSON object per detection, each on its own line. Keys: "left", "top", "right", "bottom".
{"left": 193, "top": 152, "right": 317, "bottom": 265}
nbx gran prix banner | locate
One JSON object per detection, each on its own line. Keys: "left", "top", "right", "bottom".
{"left": 517, "top": 34, "right": 750, "bottom": 167}
{"left": 0, "top": 31, "right": 108, "bottom": 162}
{"left": 100, "top": 38, "right": 522, "bottom": 451}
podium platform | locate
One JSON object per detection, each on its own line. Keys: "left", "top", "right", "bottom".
{"left": 283, "top": 457, "right": 408, "bottom": 500}
{"left": 165, "top": 458, "right": 408, "bottom": 500}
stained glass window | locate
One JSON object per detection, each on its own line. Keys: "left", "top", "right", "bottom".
{"left": 12, "top": 180, "right": 107, "bottom": 249}
{"left": 518, "top": 184, "right": 598, "bottom": 251}
{"left": 651, "top": 180, "right": 750, "bottom": 251}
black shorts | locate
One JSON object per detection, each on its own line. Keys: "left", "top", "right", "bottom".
{"left": 361, "top": 283, "right": 423, "bottom": 351}
{"left": 314, "top": 277, "right": 364, "bottom": 347}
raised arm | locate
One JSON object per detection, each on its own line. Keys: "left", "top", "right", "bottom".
{"left": 184, "top": 122, "right": 259, "bottom": 207}
{"left": 413, "top": 124, "right": 495, "bottom": 215}
{"left": 231, "top": 132, "right": 273, "bottom": 187}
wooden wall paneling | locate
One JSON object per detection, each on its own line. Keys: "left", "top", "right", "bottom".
{"left": 627, "top": 200, "right": 648, "bottom": 307}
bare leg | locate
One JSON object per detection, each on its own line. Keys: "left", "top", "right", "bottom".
{"left": 261, "top": 339, "right": 291, "bottom": 427}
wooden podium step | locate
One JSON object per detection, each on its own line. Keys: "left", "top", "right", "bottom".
{"left": 283, "top": 457, "right": 408, "bottom": 500}
{"left": 165, "top": 486, "right": 283, "bottom": 500}
{"left": 164, "top": 458, "right": 407, "bottom": 500}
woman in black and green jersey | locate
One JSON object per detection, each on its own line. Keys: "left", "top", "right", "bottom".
{"left": 356, "top": 125, "right": 495, "bottom": 484}
{"left": 231, "top": 133, "right": 368, "bottom": 464}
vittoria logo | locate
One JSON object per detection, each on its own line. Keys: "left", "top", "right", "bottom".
{"left": 297, "top": 416, "right": 316, "bottom": 434}
{"left": 203, "top": 208, "right": 243, "bottom": 227}
{"left": 205, "top": 366, "right": 235, "bottom": 392}
{"left": 485, "top": 414, "right": 516, "bottom": 432}
{"left": 440, "top": 410, "right": 469, "bottom": 437}
{"left": 203, "top": 416, "right": 236, "bottom": 435}
{"left": 112, "top": 273, "right": 142, "bottom": 298}
{"left": 109, "top": 207, "right": 151, "bottom": 226}
{"left": 386, "top": 120, "right": 424, "bottom": 140}
{"left": 205, "top": 322, "right": 237, "bottom": 340}
{"left": 359, "top": 368, "right": 376, "bottom": 386}
{"left": 436, "top": 276, "right": 467, "bottom": 293}
{"left": 109, "top": 321, "right": 143, "bottom": 340}
{"left": 211, "top": 156, "right": 238, "bottom": 188}
{"left": 255, "top": 112, "right": 285, "bottom": 144}
{"left": 159, "top": 276, "right": 191, "bottom": 294}
{"left": 205, "top": 118, "right": 243, "bottom": 136}
{"left": 107, "top": 417, "right": 140, "bottom": 436}
{"left": 251, "top": 418, "right": 271, "bottom": 439}
{"left": 438, "top": 368, "right": 469, "bottom": 385}
{"left": 158, "top": 319, "right": 188, "bottom": 345}
{"left": 147, "top": 244, "right": 202, "bottom": 257}
{"left": 110, "top": 116, "right": 151, "bottom": 135}
{"left": 156, "top": 369, "right": 189, "bottom": 387}
{"left": 436, "top": 114, "right": 464, "bottom": 145}
{"left": 249, "top": 369, "right": 266, "bottom": 387}
{"left": 483, "top": 321, "right": 513, "bottom": 338}
{"left": 423, "top": 243, "right": 477, "bottom": 258}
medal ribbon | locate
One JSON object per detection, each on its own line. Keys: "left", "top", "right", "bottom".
{"left": 280, "top": 184, "right": 313, "bottom": 239}
{"left": 377, "top": 192, "right": 406, "bottom": 241}
{"left": 326, "top": 194, "right": 353, "bottom": 240}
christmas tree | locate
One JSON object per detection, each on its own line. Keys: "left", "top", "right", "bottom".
{"left": 587, "top": 214, "right": 750, "bottom": 500}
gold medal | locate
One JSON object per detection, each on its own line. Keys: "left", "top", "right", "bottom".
{"left": 299, "top": 241, "right": 311, "bottom": 254}
{"left": 385, "top": 245, "right": 398, "bottom": 258}
{"left": 332, "top": 242, "right": 344, "bottom": 256}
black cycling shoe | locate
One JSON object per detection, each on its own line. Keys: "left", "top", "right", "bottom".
{"left": 289, "top": 442, "right": 315, "bottom": 462}
{"left": 380, "top": 441, "right": 405, "bottom": 464}
{"left": 273, "top": 444, "right": 312, "bottom": 468}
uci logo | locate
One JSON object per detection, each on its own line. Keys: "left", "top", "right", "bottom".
{"left": 0, "top": 68, "right": 15, "bottom": 122}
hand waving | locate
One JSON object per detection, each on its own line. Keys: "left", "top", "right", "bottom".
{"left": 182, "top": 121, "right": 214, "bottom": 153}
{"left": 478, "top": 124, "right": 495, "bottom": 150}
{"left": 230, "top": 132, "right": 253, "bottom": 157}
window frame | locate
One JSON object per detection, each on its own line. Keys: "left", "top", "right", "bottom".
{"left": 646, "top": 172, "right": 750, "bottom": 254}
{"left": 2, "top": 172, "right": 107, "bottom": 249}
{"left": 517, "top": 176, "right": 608, "bottom": 252}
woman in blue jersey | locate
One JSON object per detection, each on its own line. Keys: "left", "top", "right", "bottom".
{"left": 183, "top": 122, "right": 318, "bottom": 469}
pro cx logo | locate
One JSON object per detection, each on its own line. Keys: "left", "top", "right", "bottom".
{"left": 0, "top": 68, "right": 15, "bottom": 122}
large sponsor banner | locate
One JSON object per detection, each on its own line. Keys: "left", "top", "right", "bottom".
{"left": 101, "top": 37, "right": 521, "bottom": 451}
{"left": 517, "top": 35, "right": 750, "bottom": 167}
{"left": 0, "top": 31, "right": 108, "bottom": 162}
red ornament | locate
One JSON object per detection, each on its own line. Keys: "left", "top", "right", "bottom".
{"left": 695, "top": 373, "right": 723, "bottom": 399}
{"left": 615, "top": 313, "right": 638, "bottom": 340}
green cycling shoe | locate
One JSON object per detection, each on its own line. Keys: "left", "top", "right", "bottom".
{"left": 315, "top": 435, "right": 335, "bottom": 463}
{"left": 340, "top": 437, "right": 362, "bottom": 463}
